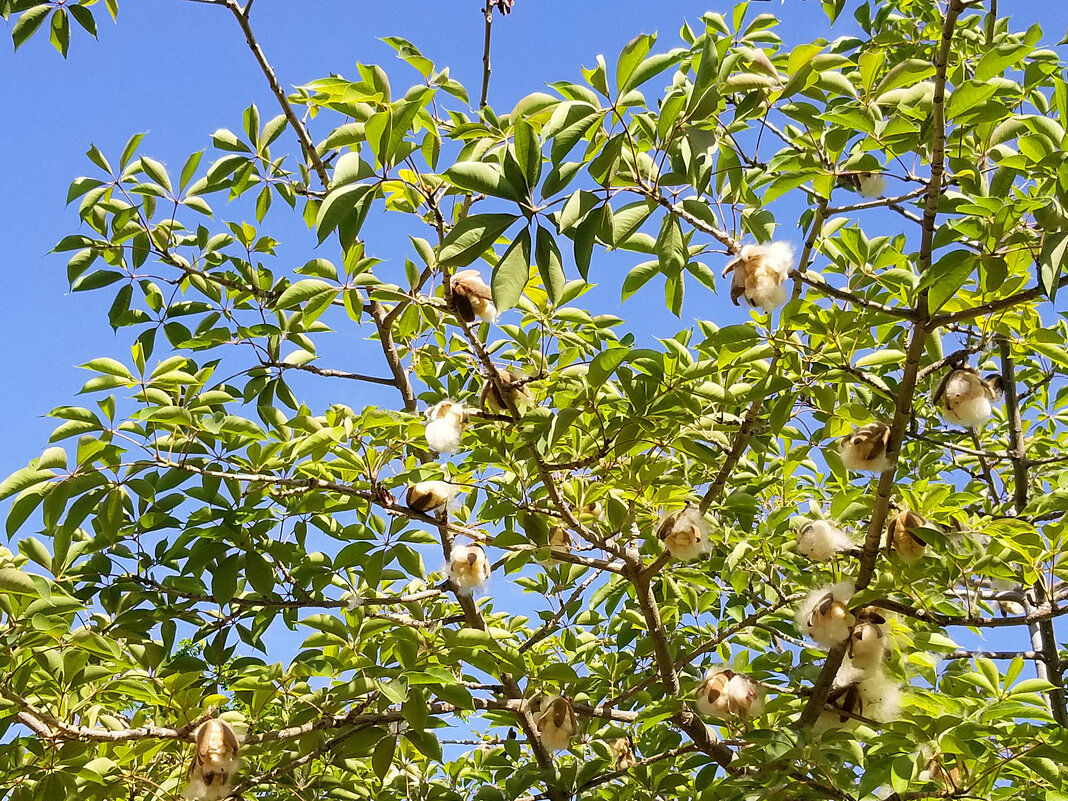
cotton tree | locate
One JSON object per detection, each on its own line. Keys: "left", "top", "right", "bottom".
{"left": 1, "top": 0, "right": 1066, "bottom": 798}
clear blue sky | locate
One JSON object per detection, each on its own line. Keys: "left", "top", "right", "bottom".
{"left": 0, "top": 0, "right": 1064, "bottom": 478}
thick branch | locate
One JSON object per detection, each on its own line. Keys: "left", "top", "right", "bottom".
{"left": 1000, "top": 338, "right": 1067, "bottom": 725}
{"left": 798, "top": 0, "right": 965, "bottom": 728}
{"left": 369, "top": 300, "right": 421, "bottom": 413}
{"left": 0, "top": 686, "right": 209, "bottom": 743}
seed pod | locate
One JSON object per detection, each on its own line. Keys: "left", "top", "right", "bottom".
{"left": 838, "top": 422, "right": 892, "bottom": 473}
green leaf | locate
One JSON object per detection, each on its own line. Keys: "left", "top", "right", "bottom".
{"left": 491, "top": 227, "right": 531, "bottom": 312}
{"left": 37, "top": 447, "right": 67, "bottom": 470}
{"left": 139, "top": 156, "right": 172, "bottom": 193}
{"left": 211, "top": 556, "right": 239, "bottom": 605}
{"left": 621, "top": 259, "right": 658, "bottom": 300}
{"left": 315, "top": 184, "right": 375, "bottom": 244}
{"left": 588, "top": 347, "right": 628, "bottom": 385}
{"left": 12, "top": 5, "right": 50, "bottom": 50}
{"left": 664, "top": 271, "right": 684, "bottom": 316}
{"left": 402, "top": 686, "right": 429, "bottom": 732}
{"left": 443, "top": 161, "right": 523, "bottom": 203}
{"left": 0, "top": 568, "right": 37, "bottom": 596}
{"left": 535, "top": 225, "right": 566, "bottom": 303}
{"left": 874, "top": 58, "right": 935, "bottom": 95}
{"left": 245, "top": 552, "right": 275, "bottom": 595}
{"left": 655, "top": 214, "right": 686, "bottom": 276}
{"left": 1039, "top": 231, "right": 1068, "bottom": 301}
{"left": 1010, "top": 678, "right": 1057, "bottom": 695}
{"left": 211, "top": 129, "right": 252, "bottom": 153}
{"left": 919, "top": 249, "right": 974, "bottom": 311}
{"left": 512, "top": 116, "right": 542, "bottom": 190}
{"left": 80, "top": 358, "right": 134, "bottom": 380}
{"left": 68, "top": 5, "right": 96, "bottom": 38}
{"left": 855, "top": 350, "right": 906, "bottom": 369}
{"left": 438, "top": 214, "right": 519, "bottom": 269}
{"left": 946, "top": 80, "right": 999, "bottom": 121}
{"left": 627, "top": 50, "right": 685, "bottom": 93}
{"left": 179, "top": 151, "right": 204, "bottom": 192}
{"left": 119, "top": 133, "right": 144, "bottom": 170}
{"left": 0, "top": 467, "right": 55, "bottom": 502}
{"left": 49, "top": 8, "right": 69, "bottom": 57}
{"left": 573, "top": 208, "right": 602, "bottom": 279}
{"left": 546, "top": 102, "right": 602, "bottom": 164}
{"left": 616, "top": 33, "right": 655, "bottom": 93}
{"left": 610, "top": 201, "right": 655, "bottom": 247}
{"left": 276, "top": 279, "right": 337, "bottom": 310}
{"left": 372, "top": 735, "right": 395, "bottom": 779}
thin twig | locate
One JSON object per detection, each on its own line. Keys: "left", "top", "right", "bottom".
{"left": 479, "top": 3, "right": 493, "bottom": 109}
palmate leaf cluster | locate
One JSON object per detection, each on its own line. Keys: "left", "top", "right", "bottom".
{"left": 1, "top": 0, "right": 1068, "bottom": 799}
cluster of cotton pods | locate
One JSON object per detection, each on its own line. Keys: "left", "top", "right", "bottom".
{"left": 695, "top": 668, "right": 763, "bottom": 721}
{"left": 794, "top": 582, "right": 901, "bottom": 731}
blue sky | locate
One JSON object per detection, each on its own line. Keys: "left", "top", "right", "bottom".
{"left": 1, "top": 0, "right": 1065, "bottom": 479}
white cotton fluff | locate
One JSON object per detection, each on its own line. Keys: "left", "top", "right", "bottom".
{"left": 795, "top": 519, "right": 854, "bottom": 562}
{"left": 858, "top": 173, "right": 887, "bottom": 198}
{"left": 796, "top": 581, "right": 855, "bottom": 646}
{"left": 657, "top": 507, "right": 710, "bottom": 561}
{"left": 814, "top": 664, "right": 866, "bottom": 733}
{"left": 695, "top": 668, "right": 764, "bottom": 720}
{"left": 730, "top": 242, "right": 794, "bottom": 311}
{"left": 534, "top": 696, "right": 576, "bottom": 751}
{"left": 424, "top": 400, "right": 467, "bottom": 454}
{"left": 447, "top": 543, "right": 490, "bottom": 595}
{"left": 838, "top": 422, "right": 892, "bottom": 473}
{"left": 472, "top": 297, "right": 499, "bottom": 323}
{"left": 939, "top": 370, "right": 996, "bottom": 427}
{"left": 816, "top": 663, "right": 901, "bottom": 733}
{"left": 182, "top": 777, "right": 234, "bottom": 801}
{"left": 858, "top": 671, "right": 902, "bottom": 722}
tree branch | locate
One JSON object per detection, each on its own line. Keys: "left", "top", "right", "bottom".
{"left": 999, "top": 338, "right": 1067, "bottom": 725}
{"left": 872, "top": 597, "right": 1068, "bottom": 628}
{"left": 218, "top": 0, "right": 329, "bottom": 185}
{"left": 798, "top": 0, "right": 965, "bottom": 728}
{"left": 259, "top": 358, "right": 397, "bottom": 387}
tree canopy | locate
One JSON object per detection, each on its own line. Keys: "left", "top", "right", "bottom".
{"left": 1, "top": 0, "right": 1067, "bottom": 799}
